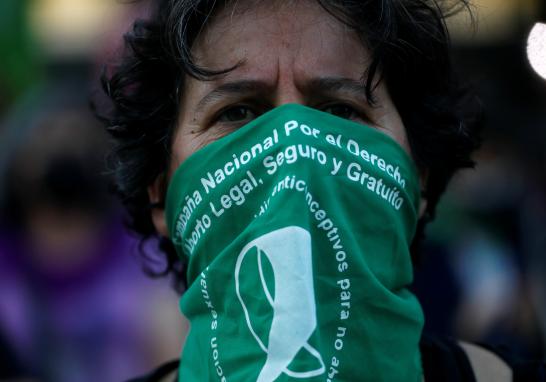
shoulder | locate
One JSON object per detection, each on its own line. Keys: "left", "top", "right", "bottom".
{"left": 421, "top": 334, "right": 546, "bottom": 382}
{"left": 127, "top": 337, "right": 546, "bottom": 382}
{"left": 459, "top": 341, "right": 511, "bottom": 382}
{"left": 125, "top": 359, "right": 179, "bottom": 382}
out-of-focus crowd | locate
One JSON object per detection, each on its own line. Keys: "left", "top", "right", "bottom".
{"left": 0, "top": 1, "right": 186, "bottom": 381}
{"left": 0, "top": 0, "right": 544, "bottom": 381}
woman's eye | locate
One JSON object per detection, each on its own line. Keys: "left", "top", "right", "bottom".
{"left": 217, "top": 106, "right": 256, "bottom": 123}
{"left": 322, "top": 104, "right": 359, "bottom": 120}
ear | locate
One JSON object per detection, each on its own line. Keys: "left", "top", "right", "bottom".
{"left": 148, "top": 173, "right": 169, "bottom": 237}
{"left": 418, "top": 169, "right": 429, "bottom": 219}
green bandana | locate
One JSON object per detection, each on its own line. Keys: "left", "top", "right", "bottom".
{"left": 166, "top": 104, "right": 424, "bottom": 381}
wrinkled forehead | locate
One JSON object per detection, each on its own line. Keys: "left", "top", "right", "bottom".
{"left": 189, "top": 0, "right": 369, "bottom": 82}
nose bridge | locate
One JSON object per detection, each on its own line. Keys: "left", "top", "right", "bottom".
{"left": 275, "top": 77, "right": 305, "bottom": 106}
{"left": 274, "top": 54, "right": 306, "bottom": 106}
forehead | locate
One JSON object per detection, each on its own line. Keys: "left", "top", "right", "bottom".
{"left": 171, "top": 0, "right": 411, "bottom": 166}
{"left": 190, "top": 0, "right": 370, "bottom": 83}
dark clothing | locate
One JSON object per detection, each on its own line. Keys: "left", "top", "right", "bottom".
{"left": 126, "top": 359, "right": 179, "bottom": 382}
{"left": 420, "top": 334, "right": 476, "bottom": 381}
{"left": 420, "top": 334, "right": 545, "bottom": 382}
{"left": 128, "top": 334, "right": 546, "bottom": 381}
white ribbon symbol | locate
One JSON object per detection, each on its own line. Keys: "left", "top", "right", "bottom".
{"left": 235, "top": 226, "right": 325, "bottom": 382}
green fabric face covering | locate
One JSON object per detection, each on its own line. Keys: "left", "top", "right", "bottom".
{"left": 166, "top": 104, "right": 424, "bottom": 381}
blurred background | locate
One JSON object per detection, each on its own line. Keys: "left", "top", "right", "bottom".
{"left": 0, "top": 0, "right": 544, "bottom": 381}
{"left": 0, "top": 1, "right": 186, "bottom": 381}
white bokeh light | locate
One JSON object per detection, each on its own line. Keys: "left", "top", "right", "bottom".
{"left": 527, "top": 22, "right": 546, "bottom": 80}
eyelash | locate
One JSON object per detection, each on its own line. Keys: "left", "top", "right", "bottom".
{"left": 210, "top": 101, "right": 372, "bottom": 129}
{"left": 318, "top": 102, "right": 371, "bottom": 123}
{"left": 208, "top": 103, "right": 263, "bottom": 132}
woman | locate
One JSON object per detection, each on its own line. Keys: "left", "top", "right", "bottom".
{"left": 98, "top": 0, "right": 543, "bottom": 380}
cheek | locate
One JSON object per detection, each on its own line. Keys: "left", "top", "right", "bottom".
{"left": 169, "top": 121, "right": 228, "bottom": 176}
{"left": 370, "top": 90, "right": 411, "bottom": 154}
{"left": 372, "top": 110, "right": 410, "bottom": 152}
{"left": 168, "top": 130, "right": 205, "bottom": 174}
{"left": 392, "top": 125, "right": 411, "bottom": 154}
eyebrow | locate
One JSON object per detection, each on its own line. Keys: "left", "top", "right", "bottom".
{"left": 195, "top": 80, "right": 273, "bottom": 114}
{"left": 305, "top": 77, "right": 370, "bottom": 100}
{"left": 194, "top": 76, "right": 373, "bottom": 113}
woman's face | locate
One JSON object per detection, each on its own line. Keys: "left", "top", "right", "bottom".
{"left": 150, "top": 0, "right": 417, "bottom": 235}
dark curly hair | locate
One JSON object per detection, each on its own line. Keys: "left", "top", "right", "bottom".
{"left": 96, "top": 0, "right": 483, "bottom": 291}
